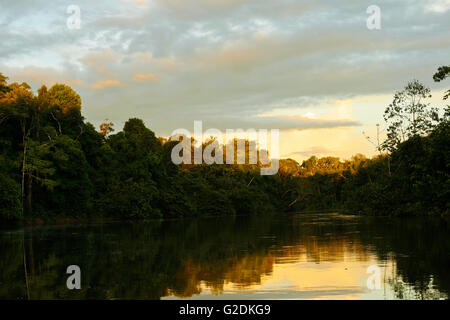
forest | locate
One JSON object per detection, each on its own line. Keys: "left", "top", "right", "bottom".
{"left": 0, "top": 66, "right": 449, "bottom": 221}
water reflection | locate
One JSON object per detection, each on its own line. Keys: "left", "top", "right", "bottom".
{"left": 0, "top": 213, "right": 448, "bottom": 299}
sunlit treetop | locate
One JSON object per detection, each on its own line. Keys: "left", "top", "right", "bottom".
{"left": 48, "top": 84, "right": 82, "bottom": 114}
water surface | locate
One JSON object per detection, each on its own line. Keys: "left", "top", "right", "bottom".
{"left": 0, "top": 213, "right": 448, "bottom": 299}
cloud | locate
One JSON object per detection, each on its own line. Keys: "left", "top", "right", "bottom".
{"left": 81, "top": 50, "right": 119, "bottom": 76}
{"left": 1, "top": 65, "right": 84, "bottom": 89}
{"left": 425, "top": 0, "right": 450, "bottom": 13}
{"left": 90, "top": 79, "right": 127, "bottom": 90}
{"left": 133, "top": 72, "right": 158, "bottom": 82}
{"left": 283, "top": 146, "right": 332, "bottom": 158}
{"left": 0, "top": 0, "right": 449, "bottom": 141}
{"left": 154, "top": 113, "right": 360, "bottom": 137}
{"left": 280, "top": 115, "right": 361, "bottom": 130}
{"left": 124, "top": 0, "right": 149, "bottom": 6}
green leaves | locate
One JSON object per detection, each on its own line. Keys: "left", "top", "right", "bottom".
{"left": 382, "top": 80, "right": 440, "bottom": 152}
{"left": 48, "top": 84, "right": 81, "bottom": 114}
{"left": 24, "top": 138, "right": 57, "bottom": 190}
{"left": 432, "top": 65, "right": 450, "bottom": 83}
{"left": 0, "top": 164, "right": 21, "bottom": 219}
{"left": 433, "top": 65, "right": 450, "bottom": 101}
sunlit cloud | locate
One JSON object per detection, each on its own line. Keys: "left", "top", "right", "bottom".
{"left": 2, "top": 66, "right": 84, "bottom": 88}
{"left": 124, "top": 0, "right": 149, "bottom": 6}
{"left": 133, "top": 72, "right": 158, "bottom": 82}
{"left": 90, "top": 79, "right": 128, "bottom": 90}
{"left": 81, "top": 50, "right": 118, "bottom": 76}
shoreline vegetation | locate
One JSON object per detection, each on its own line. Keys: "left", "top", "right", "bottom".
{"left": 0, "top": 66, "right": 449, "bottom": 222}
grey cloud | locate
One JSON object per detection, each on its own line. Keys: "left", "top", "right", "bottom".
{"left": 283, "top": 146, "right": 333, "bottom": 158}
{"left": 181, "top": 115, "right": 359, "bottom": 132}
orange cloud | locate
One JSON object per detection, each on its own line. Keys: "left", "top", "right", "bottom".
{"left": 133, "top": 72, "right": 158, "bottom": 82}
{"left": 3, "top": 66, "right": 84, "bottom": 88}
{"left": 81, "top": 50, "right": 118, "bottom": 76}
{"left": 90, "top": 79, "right": 127, "bottom": 90}
{"left": 281, "top": 115, "right": 359, "bottom": 127}
{"left": 124, "top": 0, "right": 148, "bottom": 5}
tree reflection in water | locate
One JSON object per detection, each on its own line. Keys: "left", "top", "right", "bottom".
{"left": 0, "top": 213, "right": 448, "bottom": 300}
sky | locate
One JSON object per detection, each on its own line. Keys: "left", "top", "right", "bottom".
{"left": 1, "top": 0, "right": 449, "bottom": 162}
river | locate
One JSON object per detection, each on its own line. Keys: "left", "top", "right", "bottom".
{"left": 0, "top": 212, "right": 448, "bottom": 299}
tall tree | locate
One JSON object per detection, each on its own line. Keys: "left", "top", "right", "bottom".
{"left": 0, "top": 82, "right": 36, "bottom": 214}
{"left": 0, "top": 73, "right": 10, "bottom": 94}
{"left": 433, "top": 65, "right": 450, "bottom": 121}
{"left": 382, "top": 80, "right": 439, "bottom": 152}
{"left": 99, "top": 118, "right": 114, "bottom": 137}
{"left": 47, "top": 84, "right": 83, "bottom": 138}
{"left": 432, "top": 65, "right": 450, "bottom": 99}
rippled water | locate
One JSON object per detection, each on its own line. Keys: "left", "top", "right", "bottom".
{"left": 0, "top": 213, "right": 448, "bottom": 299}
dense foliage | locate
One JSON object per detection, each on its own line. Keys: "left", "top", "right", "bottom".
{"left": 0, "top": 67, "right": 448, "bottom": 220}
{"left": 283, "top": 122, "right": 449, "bottom": 215}
{"left": 0, "top": 74, "right": 286, "bottom": 220}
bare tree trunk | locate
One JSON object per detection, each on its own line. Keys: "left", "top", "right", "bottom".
{"left": 387, "top": 156, "right": 391, "bottom": 177}
{"left": 36, "top": 117, "right": 40, "bottom": 140}
{"left": 21, "top": 149, "right": 26, "bottom": 216}
{"left": 27, "top": 171, "right": 32, "bottom": 214}
{"left": 51, "top": 112, "right": 62, "bottom": 135}
{"left": 21, "top": 126, "right": 27, "bottom": 217}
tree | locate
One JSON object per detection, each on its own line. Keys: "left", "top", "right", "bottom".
{"left": 433, "top": 65, "right": 450, "bottom": 122}
{"left": 47, "top": 84, "right": 83, "bottom": 138}
{"left": 0, "top": 73, "right": 10, "bottom": 94}
{"left": 48, "top": 84, "right": 81, "bottom": 114}
{"left": 0, "top": 163, "right": 21, "bottom": 219}
{"left": 382, "top": 80, "right": 439, "bottom": 152}
{"left": 301, "top": 156, "right": 318, "bottom": 175}
{"left": 123, "top": 118, "right": 162, "bottom": 154}
{"left": 0, "top": 81, "right": 36, "bottom": 215}
{"left": 99, "top": 118, "right": 114, "bottom": 137}
{"left": 23, "top": 138, "right": 58, "bottom": 212}
{"left": 39, "top": 135, "right": 92, "bottom": 215}
{"left": 0, "top": 78, "right": 87, "bottom": 216}
{"left": 433, "top": 65, "right": 450, "bottom": 100}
